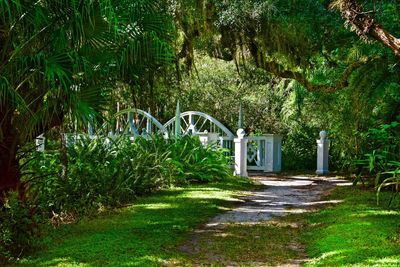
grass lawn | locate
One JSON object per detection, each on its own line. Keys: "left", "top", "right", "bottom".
{"left": 302, "top": 186, "right": 400, "bottom": 266}
{"left": 14, "top": 177, "right": 400, "bottom": 267}
{"left": 15, "top": 177, "right": 257, "bottom": 267}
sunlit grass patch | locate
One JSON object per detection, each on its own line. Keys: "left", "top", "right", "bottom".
{"left": 302, "top": 186, "right": 400, "bottom": 267}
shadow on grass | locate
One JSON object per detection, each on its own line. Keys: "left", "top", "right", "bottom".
{"left": 15, "top": 180, "right": 252, "bottom": 267}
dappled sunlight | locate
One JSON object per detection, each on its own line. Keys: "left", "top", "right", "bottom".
{"left": 302, "top": 185, "right": 400, "bottom": 267}
{"left": 306, "top": 246, "right": 400, "bottom": 266}
{"left": 19, "top": 257, "right": 90, "bottom": 267}
{"left": 335, "top": 181, "right": 353, "bottom": 186}
{"left": 207, "top": 175, "right": 348, "bottom": 226}
{"left": 183, "top": 190, "right": 243, "bottom": 202}
{"left": 136, "top": 203, "right": 175, "bottom": 210}
{"left": 364, "top": 256, "right": 400, "bottom": 265}
{"left": 365, "top": 209, "right": 400, "bottom": 216}
{"left": 259, "top": 179, "right": 314, "bottom": 187}
{"left": 250, "top": 198, "right": 343, "bottom": 206}
{"left": 256, "top": 176, "right": 352, "bottom": 188}
{"left": 306, "top": 250, "right": 345, "bottom": 265}
{"left": 180, "top": 187, "right": 222, "bottom": 192}
{"left": 351, "top": 209, "right": 400, "bottom": 218}
{"left": 14, "top": 179, "right": 253, "bottom": 267}
{"left": 183, "top": 219, "right": 303, "bottom": 265}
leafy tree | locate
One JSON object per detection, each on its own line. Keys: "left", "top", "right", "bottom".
{"left": 0, "top": 0, "right": 173, "bottom": 198}
{"left": 165, "top": 0, "right": 399, "bottom": 170}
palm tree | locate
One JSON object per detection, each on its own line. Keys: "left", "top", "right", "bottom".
{"left": 0, "top": 0, "right": 173, "bottom": 198}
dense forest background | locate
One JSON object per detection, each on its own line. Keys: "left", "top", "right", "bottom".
{"left": 118, "top": 0, "right": 400, "bottom": 170}
{"left": 1, "top": 0, "right": 399, "bottom": 186}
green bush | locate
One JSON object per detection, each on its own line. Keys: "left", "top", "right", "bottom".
{"left": 24, "top": 134, "right": 231, "bottom": 215}
{"left": 0, "top": 193, "right": 40, "bottom": 264}
{"left": 352, "top": 121, "right": 400, "bottom": 206}
{"left": 282, "top": 124, "right": 318, "bottom": 170}
{"left": 167, "top": 136, "right": 231, "bottom": 183}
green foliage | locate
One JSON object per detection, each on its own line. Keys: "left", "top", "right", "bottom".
{"left": 168, "top": 136, "right": 231, "bottom": 183}
{"left": 352, "top": 121, "right": 400, "bottom": 206}
{"left": 0, "top": 0, "right": 174, "bottom": 140}
{"left": 0, "top": 193, "right": 40, "bottom": 264}
{"left": 282, "top": 124, "right": 318, "bottom": 170}
{"left": 0, "top": 135, "right": 232, "bottom": 262}
{"left": 164, "top": 0, "right": 400, "bottom": 173}
{"left": 377, "top": 161, "right": 400, "bottom": 206}
{"left": 2, "top": 0, "right": 400, "bottom": 262}
{"left": 24, "top": 135, "right": 231, "bottom": 216}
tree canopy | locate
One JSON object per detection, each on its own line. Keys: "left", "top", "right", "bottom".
{"left": 0, "top": 0, "right": 174, "bottom": 194}
{"left": 1, "top": 0, "right": 399, "bottom": 194}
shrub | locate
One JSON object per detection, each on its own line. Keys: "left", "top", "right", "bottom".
{"left": 282, "top": 124, "right": 318, "bottom": 170}
{"left": 168, "top": 136, "right": 231, "bottom": 183}
{"left": 352, "top": 121, "right": 400, "bottom": 206}
{"left": 0, "top": 193, "right": 40, "bottom": 264}
{"left": 26, "top": 135, "right": 175, "bottom": 215}
{"left": 23, "top": 134, "right": 231, "bottom": 215}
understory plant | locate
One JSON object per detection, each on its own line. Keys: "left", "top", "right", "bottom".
{"left": 353, "top": 121, "right": 400, "bottom": 206}
{"left": 25, "top": 135, "right": 231, "bottom": 214}
{"left": 168, "top": 136, "right": 231, "bottom": 183}
{"left": 0, "top": 193, "right": 41, "bottom": 265}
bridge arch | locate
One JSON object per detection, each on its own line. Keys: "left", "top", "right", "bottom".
{"left": 163, "top": 111, "right": 234, "bottom": 138}
{"left": 101, "top": 108, "right": 168, "bottom": 137}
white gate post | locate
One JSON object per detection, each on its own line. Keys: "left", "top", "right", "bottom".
{"left": 234, "top": 128, "right": 248, "bottom": 177}
{"left": 36, "top": 134, "right": 45, "bottom": 152}
{"left": 264, "top": 134, "right": 282, "bottom": 172}
{"left": 316, "top": 130, "right": 330, "bottom": 175}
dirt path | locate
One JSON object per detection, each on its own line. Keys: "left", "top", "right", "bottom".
{"left": 180, "top": 174, "right": 351, "bottom": 266}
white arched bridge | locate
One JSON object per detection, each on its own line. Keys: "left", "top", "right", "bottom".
{"left": 36, "top": 104, "right": 282, "bottom": 174}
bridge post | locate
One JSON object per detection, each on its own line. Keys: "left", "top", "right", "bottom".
{"left": 175, "top": 101, "right": 181, "bottom": 138}
{"left": 316, "top": 130, "right": 330, "bottom": 175}
{"left": 146, "top": 108, "right": 153, "bottom": 135}
{"left": 88, "top": 114, "right": 94, "bottom": 138}
{"left": 36, "top": 134, "right": 45, "bottom": 152}
{"left": 234, "top": 128, "right": 248, "bottom": 177}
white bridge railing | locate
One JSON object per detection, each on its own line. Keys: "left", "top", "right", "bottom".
{"left": 199, "top": 133, "right": 282, "bottom": 174}
{"left": 35, "top": 105, "right": 283, "bottom": 176}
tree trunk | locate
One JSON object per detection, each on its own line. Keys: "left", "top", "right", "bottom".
{"left": 0, "top": 136, "right": 22, "bottom": 200}
{"left": 0, "top": 106, "right": 23, "bottom": 201}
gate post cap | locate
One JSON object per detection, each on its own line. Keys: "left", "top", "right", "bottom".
{"left": 237, "top": 128, "right": 246, "bottom": 138}
{"left": 319, "top": 130, "right": 327, "bottom": 140}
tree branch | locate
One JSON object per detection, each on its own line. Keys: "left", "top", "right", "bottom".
{"left": 261, "top": 57, "right": 372, "bottom": 92}
{"left": 330, "top": 0, "right": 400, "bottom": 59}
